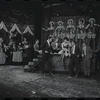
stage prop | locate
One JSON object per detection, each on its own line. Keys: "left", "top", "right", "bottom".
{"left": 9, "top": 23, "right": 22, "bottom": 34}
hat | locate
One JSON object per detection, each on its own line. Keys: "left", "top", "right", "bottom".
{"left": 89, "top": 18, "right": 96, "bottom": 23}
{"left": 78, "top": 18, "right": 85, "bottom": 24}
{"left": 49, "top": 21, "right": 55, "bottom": 25}
{"left": 58, "top": 21, "right": 64, "bottom": 25}
{"left": 67, "top": 19, "right": 74, "bottom": 25}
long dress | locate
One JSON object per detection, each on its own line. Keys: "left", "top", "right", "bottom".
{"left": 12, "top": 45, "right": 23, "bottom": 62}
{"left": 0, "top": 43, "right": 6, "bottom": 64}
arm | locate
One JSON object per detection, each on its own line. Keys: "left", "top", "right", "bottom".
{"left": 34, "top": 44, "right": 39, "bottom": 52}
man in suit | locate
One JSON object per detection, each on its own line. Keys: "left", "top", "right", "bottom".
{"left": 42, "top": 36, "right": 54, "bottom": 76}
{"left": 68, "top": 40, "right": 82, "bottom": 78}
{"left": 82, "top": 42, "right": 92, "bottom": 77}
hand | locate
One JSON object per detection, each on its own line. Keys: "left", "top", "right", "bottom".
{"left": 45, "top": 51, "right": 48, "bottom": 53}
{"left": 82, "top": 54, "right": 84, "bottom": 57}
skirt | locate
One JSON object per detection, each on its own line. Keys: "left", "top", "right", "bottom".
{"left": 0, "top": 53, "right": 6, "bottom": 64}
{"left": 12, "top": 51, "right": 23, "bottom": 62}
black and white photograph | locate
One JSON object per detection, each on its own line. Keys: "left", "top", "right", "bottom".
{"left": 0, "top": 0, "right": 100, "bottom": 98}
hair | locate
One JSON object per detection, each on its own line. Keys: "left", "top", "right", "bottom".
{"left": 48, "top": 35, "right": 52, "bottom": 40}
{"left": 63, "top": 37, "right": 69, "bottom": 41}
{"left": 35, "top": 39, "right": 39, "bottom": 43}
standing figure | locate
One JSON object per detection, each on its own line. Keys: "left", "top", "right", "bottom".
{"left": 22, "top": 37, "right": 31, "bottom": 65}
{"left": 66, "top": 19, "right": 75, "bottom": 40}
{"left": 77, "top": 18, "right": 86, "bottom": 43}
{"left": 42, "top": 21, "right": 55, "bottom": 38}
{"left": 0, "top": 38, "right": 6, "bottom": 64}
{"left": 58, "top": 37, "right": 71, "bottom": 69}
{"left": 82, "top": 42, "right": 92, "bottom": 77}
{"left": 68, "top": 41, "right": 82, "bottom": 77}
{"left": 41, "top": 36, "right": 54, "bottom": 76}
{"left": 33, "top": 39, "right": 42, "bottom": 58}
{"left": 85, "top": 18, "right": 100, "bottom": 50}
{"left": 55, "top": 21, "right": 65, "bottom": 38}
{"left": 51, "top": 38, "right": 60, "bottom": 53}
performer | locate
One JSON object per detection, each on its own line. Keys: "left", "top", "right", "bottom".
{"left": 68, "top": 40, "right": 82, "bottom": 77}
{"left": 85, "top": 18, "right": 100, "bottom": 50}
{"left": 77, "top": 18, "right": 86, "bottom": 42}
{"left": 58, "top": 37, "right": 71, "bottom": 68}
{"left": 55, "top": 21, "right": 65, "bottom": 38}
{"left": 66, "top": 19, "right": 75, "bottom": 39}
{"left": 42, "top": 36, "right": 54, "bottom": 76}
{"left": 5, "top": 39, "right": 14, "bottom": 64}
{"left": 82, "top": 42, "right": 92, "bottom": 77}
{"left": 0, "top": 38, "right": 6, "bottom": 64}
{"left": 22, "top": 37, "right": 31, "bottom": 65}
{"left": 33, "top": 39, "right": 42, "bottom": 58}
{"left": 42, "top": 21, "right": 55, "bottom": 37}
{"left": 51, "top": 38, "right": 60, "bottom": 53}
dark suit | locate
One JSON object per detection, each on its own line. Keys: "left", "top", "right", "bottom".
{"left": 42, "top": 40, "right": 53, "bottom": 74}
{"left": 69, "top": 45, "right": 82, "bottom": 76}
{"left": 82, "top": 46, "right": 92, "bottom": 76}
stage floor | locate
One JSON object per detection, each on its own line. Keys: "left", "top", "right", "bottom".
{"left": 0, "top": 65, "right": 100, "bottom": 97}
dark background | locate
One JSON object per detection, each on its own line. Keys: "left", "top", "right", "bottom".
{"left": 0, "top": 0, "right": 100, "bottom": 45}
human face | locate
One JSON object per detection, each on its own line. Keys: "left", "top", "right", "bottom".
{"left": 90, "top": 20, "right": 94, "bottom": 25}
{"left": 83, "top": 43, "right": 86, "bottom": 47}
{"left": 69, "top": 21, "right": 72, "bottom": 25}
{"left": 64, "top": 39, "right": 68, "bottom": 43}
{"left": 72, "top": 41, "right": 75, "bottom": 46}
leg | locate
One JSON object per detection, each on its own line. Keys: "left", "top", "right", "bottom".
{"left": 47, "top": 55, "right": 53, "bottom": 74}
{"left": 69, "top": 56, "right": 74, "bottom": 75}
{"left": 83, "top": 57, "right": 87, "bottom": 76}
{"left": 87, "top": 59, "right": 91, "bottom": 76}
{"left": 75, "top": 58, "right": 80, "bottom": 76}
{"left": 42, "top": 54, "right": 47, "bottom": 74}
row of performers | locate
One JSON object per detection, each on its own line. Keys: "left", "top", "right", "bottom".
{"left": 41, "top": 36, "right": 99, "bottom": 77}
{"left": 42, "top": 18, "right": 100, "bottom": 40}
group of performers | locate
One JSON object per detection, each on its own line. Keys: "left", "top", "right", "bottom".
{"left": 41, "top": 17, "right": 100, "bottom": 77}
{"left": 41, "top": 35, "right": 99, "bottom": 78}
{"left": 0, "top": 32, "right": 40, "bottom": 65}
{"left": 42, "top": 18, "right": 100, "bottom": 50}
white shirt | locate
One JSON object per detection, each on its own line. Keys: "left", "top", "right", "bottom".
{"left": 83, "top": 46, "right": 86, "bottom": 55}
{"left": 47, "top": 40, "right": 50, "bottom": 46}
{"left": 72, "top": 45, "right": 75, "bottom": 54}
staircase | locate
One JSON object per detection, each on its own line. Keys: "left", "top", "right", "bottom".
{"left": 24, "top": 54, "right": 42, "bottom": 72}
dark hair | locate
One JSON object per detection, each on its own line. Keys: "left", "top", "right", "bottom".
{"left": 64, "top": 37, "right": 69, "bottom": 41}
{"left": 48, "top": 35, "right": 52, "bottom": 40}
{"left": 35, "top": 39, "right": 39, "bottom": 43}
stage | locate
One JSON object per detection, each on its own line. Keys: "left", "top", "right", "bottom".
{"left": 0, "top": 65, "right": 100, "bottom": 97}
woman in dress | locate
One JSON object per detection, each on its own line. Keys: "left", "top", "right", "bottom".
{"left": 77, "top": 18, "right": 86, "bottom": 44}
{"left": 58, "top": 37, "right": 71, "bottom": 68}
{"left": 66, "top": 19, "right": 75, "bottom": 40}
{"left": 0, "top": 38, "right": 6, "bottom": 64}
{"left": 55, "top": 21, "right": 65, "bottom": 38}
{"left": 85, "top": 18, "right": 100, "bottom": 50}
{"left": 42, "top": 21, "right": 55, "bottom": 37}
{"left": 51, "top": 38, "right": 60, "bottom": 53}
